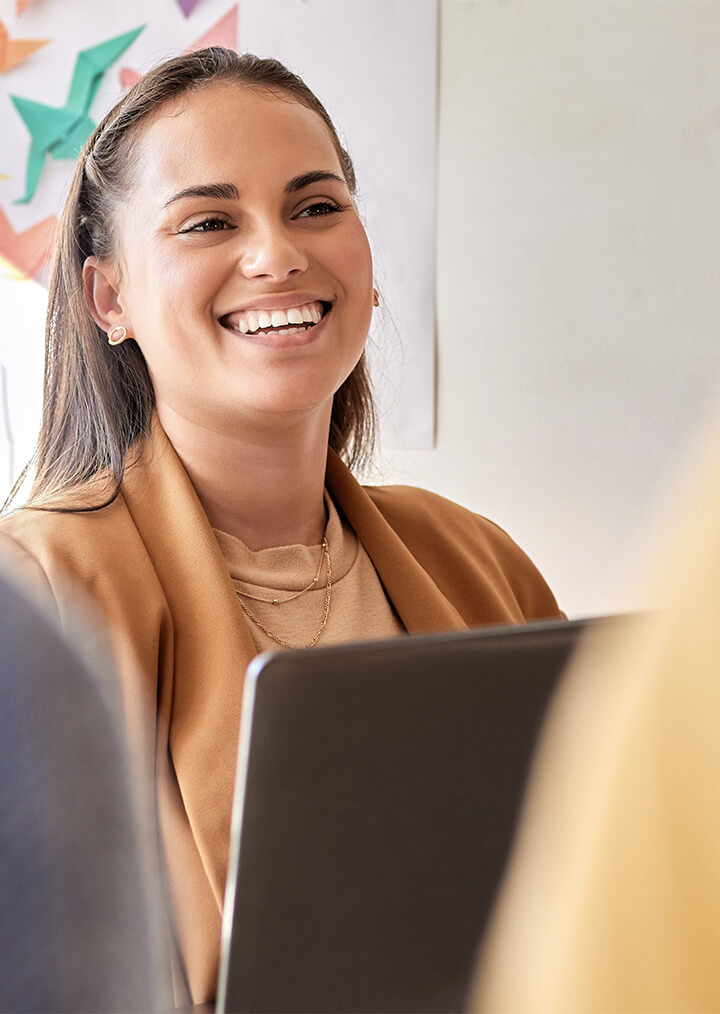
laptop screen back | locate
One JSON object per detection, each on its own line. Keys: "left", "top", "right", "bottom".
{"left": 218, "top": 618, "right": 592, "bottom": 1013}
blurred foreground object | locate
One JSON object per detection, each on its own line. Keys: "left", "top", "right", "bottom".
{"left": 473, "top": 407, "right": 720, "bottom": 1013}
{"left": 0, "top": 563, "right": 170, "bottom": 1013}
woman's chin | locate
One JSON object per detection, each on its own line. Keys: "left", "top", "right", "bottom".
{"left": 218, "top": 387, "right": 337, "bottom": 427}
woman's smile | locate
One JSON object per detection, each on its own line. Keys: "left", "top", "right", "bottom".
{"left": 218, "top": 295, "right": 333, "bottom": 346}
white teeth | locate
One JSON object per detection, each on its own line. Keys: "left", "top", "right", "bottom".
{"left": 224, "top": 300, "right": 328, "bottom": 334}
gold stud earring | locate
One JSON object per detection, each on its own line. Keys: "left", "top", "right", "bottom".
{"left": 372, "top": 288, "right": 380, "bottom": 308}
{"left": 108, "top": 326, "right": 128, "bottom": 346}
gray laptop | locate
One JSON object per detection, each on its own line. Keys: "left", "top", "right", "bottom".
{"left": 216, "top": 617, "right": 598, "bottom": 1013}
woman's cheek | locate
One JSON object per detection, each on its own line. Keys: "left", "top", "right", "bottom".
{"left": 342, "top": 222, "right": 372, "bottom": 277}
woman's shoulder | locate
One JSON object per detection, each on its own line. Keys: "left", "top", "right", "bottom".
{"left": 0, "top": 513, "right": 60, "bottom": 618}
{"left": 361, "top": 482, "right": 563, "bottom": 622}
{"left": 0, "top": 486, "right": 123, "bottom": 547}
{"left": 0, "top": 485, "right": 159, "bottom": 636}
{"left": 0, "top": 489, "right": 129, "bottom": 595}
{"left": 363, "top": 482, "right": 518, "bottom": 545}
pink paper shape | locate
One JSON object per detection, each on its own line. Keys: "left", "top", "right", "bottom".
{"left": 121, "top": 4, "right": 239, "bottom": 89}
{"left": 119, "top": 66, "right": 141, "bottom": 89}
{"left": 190, "top": 4, "right": 238, "bottom": 50}
{"left": 16, "top": 0, "right": 37, "bottom": 15}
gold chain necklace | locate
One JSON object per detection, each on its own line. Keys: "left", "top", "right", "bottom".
{"left": 235, "top": 537, "right": 332, "bottom": 649}
{"left": 234, "top": 537, "right": 326, "bottom": 605}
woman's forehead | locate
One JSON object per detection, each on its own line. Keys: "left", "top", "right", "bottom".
{"left": 131, "top": 84, "right": 342, "bottom": 195}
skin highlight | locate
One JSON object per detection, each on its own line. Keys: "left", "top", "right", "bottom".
{"left": 83, "top": 84, "right": 374, "bottom": 549}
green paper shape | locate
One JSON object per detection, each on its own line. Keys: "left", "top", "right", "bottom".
{"left": 53, "top": 116, "right": 95, "bottom": 158}
{"left": 66, "top": 27, "right": 144, "bottom": 115}
{"left": 14, "top": 146, "right": 44, "bottom": 206}
{"left": 10, "top": 96, "right": 79, "bottom": 152}
{"left": 11, "top": 25, "right": 144, "bottom": 204}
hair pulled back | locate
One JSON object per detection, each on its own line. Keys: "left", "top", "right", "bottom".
{"left": 21, "top": 47, "right": 375, "bottom": 510}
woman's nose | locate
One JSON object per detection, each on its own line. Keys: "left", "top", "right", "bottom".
{"left": 238, "top": 221, "right": 309, "bottom": 281}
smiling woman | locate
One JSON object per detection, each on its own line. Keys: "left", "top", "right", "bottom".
{"left": 0, "top": 48, "right": 563, "bottom": 1007}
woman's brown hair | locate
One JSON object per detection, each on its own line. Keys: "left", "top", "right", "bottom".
{"left": 10, "top": 47, "right": 376, "bottom": 511}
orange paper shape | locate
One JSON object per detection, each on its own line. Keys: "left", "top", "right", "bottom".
{"left": 0, "top": 251, "right": 26, "bottom": 281}
{"left": 0, "top": 205, "right": 57, "bottom": 280}
{"left": 0, "top": 18, "right": 50, "bottom": 73}
{"left": 16, "top": 0, "right": 37, "bottom": 14}
{"left": 190, "top": 4, "right": 238, "bottom": 50}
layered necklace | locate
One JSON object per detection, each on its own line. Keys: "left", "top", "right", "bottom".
{"left": 234, "top": 528, "right": 332, "bottom": 650}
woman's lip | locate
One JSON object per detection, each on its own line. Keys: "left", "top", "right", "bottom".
{"left": 218, "top": 293, "right": 331, "bottom": 315}
{"left": 222, "top": 305, "right": 331, "bottom": 348}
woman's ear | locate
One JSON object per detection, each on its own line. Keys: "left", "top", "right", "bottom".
{"left": 82, "top": 256, "right": 129, "bottom": 335}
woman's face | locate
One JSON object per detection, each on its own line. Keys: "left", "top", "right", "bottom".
{"left": 104, "top": 84, "right": 373, "bottom": 432}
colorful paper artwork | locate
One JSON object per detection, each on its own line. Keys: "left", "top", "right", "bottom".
{"left": 119, "top": 66, "right": 140, "bottom": 89}
{"left": 0, "top": 204, "right": 57, "bottom": 280}
{"left": 11, "top": 26, "right": 144, "bottom": 204}
{"left": 0, "top": 18, "right": 50, "bottom": 74}
{"left": 190, "top": 4, "right": 237, "bottom": 50}
{"left": 1, "top": 251, "right": 27, "bottom": 280}
{"left": 120, "top": 6, "right": 237, "bottom": 90}
{"left": 176, "top": 0, "right": 202, "bottom": 16}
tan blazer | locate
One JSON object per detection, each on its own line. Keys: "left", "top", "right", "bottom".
{"left": 0, "top": 418, "right": 562, "bottom": 1005}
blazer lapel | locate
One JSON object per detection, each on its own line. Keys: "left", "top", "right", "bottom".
{"left": 326, "top": 450, "right": 467, "bottom": 634}
{"left": 121, "top": 418, "right": 256, "bottom": 911}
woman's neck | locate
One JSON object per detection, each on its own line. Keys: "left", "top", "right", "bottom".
{"left": 156, "top": 403, "right": 331, "bottom": 550}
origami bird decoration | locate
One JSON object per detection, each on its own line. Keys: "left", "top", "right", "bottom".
{"left": 177, "top": 0, "right": 202, "bottom": 16}
{"left": 120, "top": 6, "right": 237, "bottom": 90}
{"left": 0, "top": 18, "right": 49, "bottom": 73}
{"left": 11, "top": 26, "right": 144, "bottom": 204}
{"left": 0, "top": 203, "right": 58, "bottom": 281}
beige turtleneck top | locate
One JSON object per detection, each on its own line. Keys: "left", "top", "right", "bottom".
{"left": 213, "top": 492, "right": 404, "bottom": 653}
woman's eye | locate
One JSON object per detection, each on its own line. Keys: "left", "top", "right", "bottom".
{"left": 180, "top": 217, "right": 232, "bottom": 233}
{"left": 297, "top": 201, "right": 342, "bottom": 218}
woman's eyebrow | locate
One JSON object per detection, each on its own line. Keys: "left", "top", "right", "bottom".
{"left": 284, "top": 170, "right": 345, "bottom": 193}
{"left": 163, "top": 182, "right": 239, "bottom": 207}
{"left": 162, "top": 172, "right": 344, "bottom": 208}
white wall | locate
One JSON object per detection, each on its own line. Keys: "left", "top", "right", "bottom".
{"left": 376, "top": 0, "right": 720, "bottom": 617}
{"left": 0, "top": 274, "right": 46, "bottom": 504}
